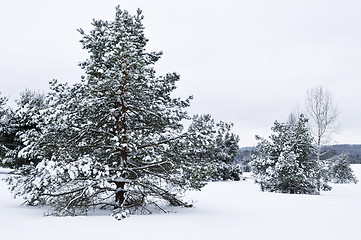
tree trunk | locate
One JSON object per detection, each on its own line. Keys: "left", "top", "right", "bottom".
{"left": 115, "top": 181, "right": 126, "bottom": 207}
{"left": 316, "top": 139, "right": 321, "bottom": 193}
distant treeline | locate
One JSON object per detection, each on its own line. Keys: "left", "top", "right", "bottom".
{"left": 320, "top": 144, "right": 361, "bottom": 163}
{"left": 236, "top": 144, "right": 361, "bottom": 166}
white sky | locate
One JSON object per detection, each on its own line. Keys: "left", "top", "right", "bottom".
{"left": 1, "top": 0, "right": 360, "bottom": 146}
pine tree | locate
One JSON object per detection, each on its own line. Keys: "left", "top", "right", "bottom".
{"left": 0, "top": 90, "right": 48, "bottom": 168}
{"left": 0, "top": 93, "right": 7, "bottom": 116}
{"left": 210, "top": 121, "right": 241, "bottom": 181}
{"left": 0, "top": 93, "right": 10, "bottom": 165}
{"left": 328, "top": 153, "right": 358, "bottom": 184}
{"left": 7, "top": 7, "right": 224, "bottom": 217}
{"left": 251, "top": 115, "right": 331, "bottom": 194}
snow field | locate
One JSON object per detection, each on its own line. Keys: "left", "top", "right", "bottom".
{"left": 1, "top": 165, "right": 360, "bottom": 240}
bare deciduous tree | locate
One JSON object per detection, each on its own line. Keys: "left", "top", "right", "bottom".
{"left": 305, "top": 86, "right": 339, "bottom": 161}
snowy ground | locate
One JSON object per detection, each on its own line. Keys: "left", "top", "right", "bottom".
{"left": 1, "top": 166, "right": 360, "bottom": 240}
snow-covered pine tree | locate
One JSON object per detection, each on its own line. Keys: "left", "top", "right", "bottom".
{"left": 0, "top": 90, "right": 48, "bottom": 168}
{"left": 0, "top": 93, "right": 10, "bottom": 165}
{"left": 210, "top": 121, "right": 241, "bottom": 181}
{"left": 0, "top": 93, "right": 7, "bottom": 116}
{"left": 251, "top": 115, "right": 330, "bottom": 194}
{"left": 7, "top": 7, "right": 223, "bottom": 217}
{"left": 328, "top": 153, "right": 358, "bottom": 184}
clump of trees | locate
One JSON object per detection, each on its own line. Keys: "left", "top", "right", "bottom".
{"left": 3, "top": 7, "right": 240, "bottom": 217}
{"left": 251, "top": 86, "right": 358, "bottom": 195}
{"left": 251, "top": 115, "right": 331, "bottom": 194}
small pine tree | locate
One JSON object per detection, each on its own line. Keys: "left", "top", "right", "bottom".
{"left": 251, "top": 115, "right": 330, "bottom": 194}
{"left": 328, "top": 153, "right": 358, "bottom": 184}
{"left": 0, "top": 93, "right": 10, "bottom": 166}
{"left": 210, "top": 122, "right": 241, "bottom": 181}
{"left": 0, "top": 93, "right": 7, "bottom": 116}
{"left": 1, "top": 90, "right": 48, "bottom": 168}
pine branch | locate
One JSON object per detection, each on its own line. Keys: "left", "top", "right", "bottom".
{"left": 137, "top": 133, "right": 191, "bottom": 150}
{"left": 128, "top": 161, "right": 170, "bottom": 171}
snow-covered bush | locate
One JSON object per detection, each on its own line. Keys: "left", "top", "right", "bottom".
{"left": 210, "top": 162, "right": 242, "bottom": 181}
{"left": 251, "top": 115, "right": 331, "bottom": 194}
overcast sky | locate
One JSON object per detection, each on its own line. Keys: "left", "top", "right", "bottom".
{"left": 1, "top": 0, "right": 360, "bottom": 146}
